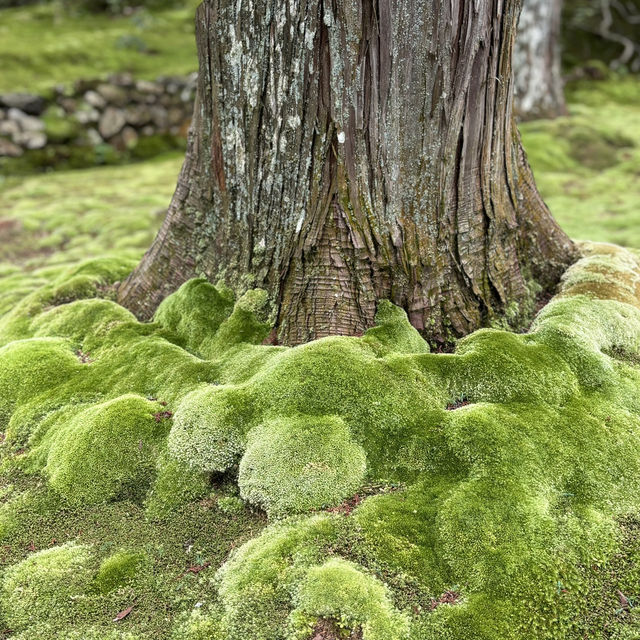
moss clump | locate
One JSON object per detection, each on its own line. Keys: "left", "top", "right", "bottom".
{"left": 42, "top": 394, "right": 170, "bottom": 505}
{"left": 0, "top": 337, "right": 80, "bottom": 429}
{"left": 154, "top": 278, "right": 234, "bottom": 356}
{"left": 168, "top": 385, "right": 249, "bottom": 473}
{"left": 144, "top": 449, "right": 211, "bottom": 519}
{"left": 1, "top": 543, "right": 96, "bottom": 630}
{"left": 238, "top": 415, "right": 367, "bottom": 517}
{"left": 363, "top": 299, "right": 430, "bottom": 356}
{"left": 215, "top": 514, "right": 344, "bottom": 639}
{"left": 93, "top": 549, "right": 147, "bottom": 594}
{"left": 291, "top": 558, "right": 410, "bottom": 640}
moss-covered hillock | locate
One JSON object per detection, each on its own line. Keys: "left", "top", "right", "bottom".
{"left": 1, "top": 242, "right": 640, "bottom": 637}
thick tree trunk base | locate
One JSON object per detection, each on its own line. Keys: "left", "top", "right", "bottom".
{"left": 118, "top": 0, "right": 577, "bottom": 346}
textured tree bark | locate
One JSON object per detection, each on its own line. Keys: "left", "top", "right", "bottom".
{"left": 514, "top": 0, "right": 566, "bottom": 119}
{"left": 118, "top": 0, "right": 577, "bottom": 346}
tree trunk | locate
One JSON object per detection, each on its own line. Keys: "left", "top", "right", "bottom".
{"left": 118, "top": 0, "right": 576, "bottom": 347}
{"left": 514, "top": 0, "right": 566, "bottom": 119}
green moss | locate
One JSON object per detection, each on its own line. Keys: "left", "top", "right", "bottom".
{"left": 215, "top": 514, "right": 344, "bottom": 639}
{"left": 154, "top": 278, "right": 234, "bottom": 355}
{"left": 42, "top": 105, "right": 82, "bottom": 144}
{"left": 291, "top": 558, "right": 410, "bottom": 640}
{"left": 42, "top": 394, "right": 170, "bottom": 505}
{"left": 93, "top": 549, "right": 148, "bottom": 594}
{"left": 1, "top": 543, "right": 96, "bottom": 630}
{"left": 203, "top": 288, "right": 272, "bottom": 356}
{"left": 238, "top": 415, "right": 367, "bottom": 517}
{"left": 363, "top": 299, "right": 430, "bottom": 356}
{"left": 144, "top": 448, "right": 210, "bottom": 519}
{"left": 0, "top": 337, "right": 80, "bottom": 428}
{"left": 168, "top": 385, "right": 249, "bottom": 473}
{"left": 2, "top": 207, "right": 640, "bottom": 639}
{"left": 217, "top": 495, "right": 245, "bottom": 515}
{"left": 520, "top": 77, "right": 640, "bottom": 248}
{"left": 0, "top": 1, "right": 201, "bottom": 94}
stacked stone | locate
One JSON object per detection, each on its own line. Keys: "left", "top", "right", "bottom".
{"left": 0, "top": 72, "right": 196, "bottom": 158}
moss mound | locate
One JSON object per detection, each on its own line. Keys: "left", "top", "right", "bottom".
{"left": 1, "top": 543, "right": 96, "bottom": 630}
{"left": 2, "top": 242, "right": 640, "bottom": 637}
{"left": 43, "top": 394, "right": 171, "bottom": 505}
{"left": 238, "top": 415, "right": 367, "bottom": 517}
{"left": 291, "top": 558, "right": 410, "bottom": 640}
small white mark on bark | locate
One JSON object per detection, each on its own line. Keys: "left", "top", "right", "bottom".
{"left": 337, "top": 131, "right": 346, "bottom": 144}
{"left": 295, "top": 213, "right": 305, "bottom": 233}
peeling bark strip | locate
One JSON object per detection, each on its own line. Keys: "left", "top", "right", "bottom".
{"left": 514, "top": 0, "right": 566, "bottom": 120}
{"left": 118, "top": 0, "right": 576, "bottom": 346}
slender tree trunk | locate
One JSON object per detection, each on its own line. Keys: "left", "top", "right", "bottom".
{"left": 118, "top": 0, "right": 576, "bottom": 346}
{"left": 514, "top": 0, "right": 566, "bottom": 119}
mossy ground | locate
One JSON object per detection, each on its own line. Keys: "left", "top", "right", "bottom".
{"left": 520, "top": 74, "right": 640, "bottom": 248}
{"left": 0, "top": 77, "right": 640, "bottom": 639}
{"left": 0, "top": 1, "right": 200, "bottom": 94}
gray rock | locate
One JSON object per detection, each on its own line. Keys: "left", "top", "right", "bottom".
{"left": 135, "top": 79, "right": 163, "bottom": 95}
{"left": 74, "top": 106, "right": 100, "bottom": 125}
{"left": 58, "top": 97, "right": 77, "bottom": 114}
{"left": 150, "top": 105, "right": 169, "bottom": 129}
{"left": 13, "top": 130, "right": 47, "bottom": 149}
{"left": 7, "top": 108, "right": 44, "bottom": 132}
{"left": 98, "top": 107, "right": 126, "bottom": 139}
{"left": 0, "top": 93, "right": 46, "bottom": 116}
{"left": 108, "top": 73, "right": 135, "bottom": 88}
{"left": 96, "top": 84, "right": 128, "bottom": 107}
{"left": 86, "top": 128, "right": 103, "bottom": 146}
{"left": 141, "top": 125, "right": 155, "bottom": 136}
{"left": 0, "top": 119, "right": 20, "bottom": 137}
{"left": 124, "top": 104, "right": 151, "bottom": 127}
{"left": 84, "top": 90, "right": 106, "bottom": 109}
{"left": 121, "top": 126, "right": 139, "bottom": 148}
{"left": 0, "top": 138, "right": 23, "bottom": 157}
{"left": 168, "top": 107, "right": 186, "bottom": 126}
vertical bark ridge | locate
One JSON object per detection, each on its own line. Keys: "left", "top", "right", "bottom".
{"left": 118, "top": 0, "right": 576, "bottom": 346}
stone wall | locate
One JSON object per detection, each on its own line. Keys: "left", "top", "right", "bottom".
{"left": 0, "top": 72, "right": 196, "bottom": 171}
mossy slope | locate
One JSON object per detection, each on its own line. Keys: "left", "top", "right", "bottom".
{"left": 1, "top": 240, "right": 640, "bottom": 637}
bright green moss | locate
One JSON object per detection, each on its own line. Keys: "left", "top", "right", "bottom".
{"left": 1, "top": 543, "right": 96, "bottom": 630}
{"left": 291, "top": 558, "right": 410, "bottom": 640}
{"left": 42, "top": 394, "right": 170, "bottom": 505}
{"left": 363, "top": 299, "right": 430, "bottom": 356}
{"left": 31, "top": 298, "right": 136, "bottom": 349}
{"left": 2, "top": 239, "right": 640, "bottom": 638}
{"left": 93, "top": 549, "right": 148, "bottom": 594}
{"left": 154, "top": 278, "right": 234, "bottom": 355}
{"left": 0, "top": 337, "right": 80, "bottom": 428}
{"left": 238, "top": 415, "right": 367, "bottom": 517}
{"left": 168, "top": 384, "right": 249, "bottom": 473}
{"left": 144, "top": 449, "right": 210, "bottom": 519}
{"left": 216, "top": 514, "right": 344, "bottom": 639}
{"left": 203, "top": 289, "right": 272, "bottom": 356}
